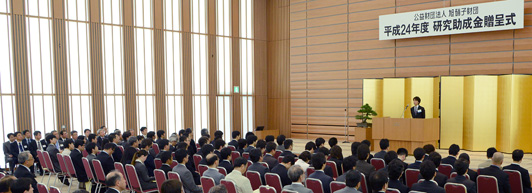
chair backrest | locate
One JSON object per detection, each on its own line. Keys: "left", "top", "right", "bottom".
{"left": 42, "top": 151, "right": 55, "bottom": 173}
{"left": 444, "top": 182, "right": 468, "bottom": 193}
{"left": 260, "top": 162, "right": 269, "bottom": 169}
{"left": 118, "top": 146, "right": 124, "bottom": 153}
{"left": 259, "top": 185, "right": 277, "bottom": 193}
{"left": 193, "top": 154, "right": 202, "bottom": 171}
{"left": 36, "top": 151, "right": 47, "bottom": 171}
{"left": 221, "top": 179, "right": 238, "bottom": 193}
{"left": 246, "top": 160, "right": 253, "bottom": 172}
{"left": 56, "top": 153, "right": 67, "bottom": 175}
{"left": 49, "top": 186, "right": 61, "bottom": 193}
{"left": 504, "top": 169, "right": 523, "bottom": 193}
{"left": 477, "top": 175, "right": 499, "bottom": 193}
{"left": 277, "top": 156, "right": 284, "bottom": 163}
{"left": 82, "top": 158, "right": 94, "bottom": 179}
{"left": 405, "top": 169, "right": 420, "bottom": 188}
{"left": 330, "top": 181, "right": 346, "bottom": 193}
{"left": 198, "top": 164, "right": 208, "bottom": 176}
{"left": 113, "top": 162, "right": 131, "bottom": 190}
{"left": 37, "top": 183, "right": 48, "bottom": 193}
{"left": 228, "top": 145, "right": 236, "bottom": 151}
{"left": 170, "top": 160, "right": 178, "bottom": 168}
{"left": 63, "top": 155, "right": 77, "bottom": 177}
{"left": 274, "top": 151, "right": 282, "bottom": 159}
{"left": 305, "top": 178, "right": 324, "bottom": 193}
{"left": 154, "top": 158, "right": 162, "bottom": 169}
{"left": 154, "top": 169, "right": 167, "bottom": 191}
{"left": 370, "top": 158, "right": 386, "bottom": 171}
{"left": 231, "top": 151, "right": 240, "bottom": 164}
{"left": 196, "top": 143, "right": 200, "bottom": 149}
{"left": 125, "top": 164, "right": 143, "bottom": 191}
{"left": 360, "top": 172, "right": 368, "bottom": 193}
{"left": 217, "top": 167, "right": 227, "bottom": 176}
{"left": 325, "top": 161, "right": 338, "bottom": 178}
{"left": 246, "top": 171, "right": 263, "bottom": 190}
{"left": 243, "top": 152, "right": 250, "bottom": 160}
{"left": 200, "top": 176, "right": 216, "bottom": 193}
{"left": 386, "top": 188, "right": 401, "bottom": 193}
{"left": 168, "top": 171, "right": 181, "bottom": 181}
{"left": 265, "top": 173, "right": 282, "bottom": 193}
{"left": 0, "top": 172, "right": 4, "bottom": 179}
{"left": 82, "top": 150, "right": 88, "bottom": 157}
{"left": 92, "top": 159, "right": 107, "bottom": 184}
{"left": 152, "top": 143, "right": 160, "bottom": 155}
{"left": 438, "top": 164, "right": 453, "bottom": 178}
{"left": 450, "top": 172, "right": 470, "bottom": 180}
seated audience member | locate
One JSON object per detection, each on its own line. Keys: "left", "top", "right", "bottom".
{"left": 198, "top": 136, "right": 209, "bottom": 149}
{"left": 374, "top": 139, "right": 389, "bottom": 159}
{"left": 237, "top": 139, "right": 247, "bottom": 155}
{"left": 104, "top": 171, "right": 128, "bottom": 193}
{"left": 228, "top": 131, "right": 240, "bottom": 147}
{"left": 305, "top": 141, "right": 317, "bottom": 153}
{"left": 255, "top": 140, "right": 266, "bottom": 154}
{"left": 351, "top": 142, "right": 361, "bottom": 158}
{"left": 159, "top": 151, "right": 173, "bottom": 176}
{"left": 132, "top": 150, "right": 157, "bottom": 190}
{"left": 309, "top": 152, "right": 333, "bottom": 193}
{"left": 328, "top": 137, "right": 338, "bottom": 148}
{"left": 213, "top": 139, "right": 225, "bottom": 158}
{"left": 10, "top": 178, "right": 35, "bottom": 193}
{"left": 139, "top": 139, "right": 156, "bottom": 176}
{"left": 379, "top": 151, "right": 398, "bottom": 173}
{"left": 147, "top": 131, "right": 156, "bottom": 142}
{"left": 478, "top": 152, "right": 511, "bottom": 193}
{"left": 108, "top": 134, "right": 123, "bottom": 162}
{"left": 441, "top": 144, "right": 460, "bottom": 167}
{"left": 96, "top": 143, "right": 117, "bottom": 175}
{"left": 422, "top": 144, "right": 435, "bottom": 161}
{"left": 387, "top": 160, "right": 409, "bottom": 193}
{"left": 355, "top": 144, "right": 376, "bottom": 179}
{"left": 478, "top": 147, "right": 498, "bottom": 169}
{"left": 336, "top": 170, "right": 362, "bottom": 193}
{"left": 407, "top": 148, "right": 425, "bottom": 169}
{"left": 199, "top": 144, "right": 215, "bottom": 165}
{"left": 369, "top": 170, "right": 388, "bottom": 193}
{"left": 121, "top": 138, "right": 139, "bottom": 165}
{"left": 247, "top": 149, "right": 269, "bottom": 184}
{"left": 156, "top": 139, "right": 170, "bottom": 158}
{"left": 265, "top": 135, "right": 275, "bottom": 143}
{"left": 213, "top": 131, "right": 223, "bottom": 142}
{"left": 396, "top": 148, "right": 409, "bottom": 171}
{"left": 172, "top": 149, "right": 202, "bottom": 193}
{"left": 419, "top": 152, "right": 447, "bottom": 187}
{"left": 361, "top": 140, "right": 374, "bottom": 163}
{"left": 280, "top": 139, "right": 296, "bottom": 157}
{"left": 315, "top": 138, "right": 326, "bottom": 148}
{"left": 208, "top": 184, "right": 227, "bottom": 193}
{"left": 202, "top": 153, "right": 225, "bottom": 185}
{"left": 244, "top": 135, "right": 257, "bottom": 153}
{"left": 336, "top": 156, "right": 357, "bottom": 182}
{"left": 411, "top": 161, "right": 445, "bottom": 193}
{"left": 458, "top": 153, "right": 478, "bottom": 182}
{"left": 283, "top": 165, "right": 312, "bottom": 193}
{"left": 276, "top": 135, "right": 286, "bottom": 151}
{"left": 447, "top": 159, "right": 476, "bottom": 193}
{"left": 61, "top": 139, "right": 74, "bottom": 156}
{"left": 225, "top": 157, "right": 254, "bottom": 192}
{"left": 218, "top": 147, "right": 234, "bottom": 174}
{"left": 169, "top": 137, "right": 177, "bottom": 152}
{"left": 294, "top": 151, "right": 311, "bottom": 172}
{"left": 160, "top": 179, "right": 182, "bottom": 193}
{"left": 0, "top": 175, "right": 16, "bottom": 193}
{"left": 71, "top": 139, "right": 90, "bottom": 189}
{"left": 503, "top": 149, "right": 531, "bottom": 193}
{"left": 317, "top": 147, "right": 334, "bottom": 178}
{"left": 272, "top": 155, "right": 295, "bottom": 186}
{"left": 329, "top": 146, "right": 344, "bottom": 176}
{"left": 263, "top": 142, "right": 279, "bottom": 170}
{"left": 14, "top": 152, "right": 37, "bottom": 193}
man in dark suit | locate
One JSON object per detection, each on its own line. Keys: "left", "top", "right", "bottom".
{"left": 411, "top": 161, "right": 445, "bottom": 193}
{"left": 4, "top": 133, "right": 15, "bottom": 174}
{"left": 263, "top": 142, "right": 279, "bottom": 170}
{"left": 213, "top": 139, "right": 225, "bottom": 159}
{"left": 410, "top": 96, "right": 425, "bottom": 118}
{"left": 369, "top": 170, "right": 389, "bottom": 193}
{"left": 407, "top": 148, "right": 425, "bottom": 169}
{"left": 503, "top": 149, "right": 531, "bottom": 193}
{"left": 173, "top": 149, "right": 202, "bottom": 193}
{"left": 374, "top": 139, "right": 389, "bottom": 159}
{"left": 248, "top": 149, "right": 269, "bottom": 184}
{"left": 280, "top": 139, "right": 296, "bottom": 158}
{"left": 387, "top": 160, "right": 409, "bottom": 193}
{"left": 104, "top": 171, "right": 128, "bottom": 193}
{"left": 71, "top": 139, "right": 89, "bottom": 189}
{"left": 159, "top": 151, "right": 173, "bottom": 177}
{"left": 447, "top": 159, "right": 476, "bottom": 193}
{"left": 335, "top": 170, "right": 362, "bottom": 193}
{"left": 13, "top": 151, "right": 38, "bottom": 193}
{"left": 478, "top": 152, "right": 511, "bottom": 193}
{"left": 228, "top": 131, "right": 240, "bottom": 147}
{"left": 308, "top": 152, "right": 333, "bottom": 193}
{"left": 97, "top": 128, "right": 106, "bottom": 148}
{"left": 108, "top": 134, "right": 123, "bottom": 162}
{"left": 418, "top": 152, "right": 447, "bottom": 187}
{"left": 244, "top": 135, "right": 257, "bottom": 153}
{"left": 458, "top": 153, "right": 478, "bottom": 183}
{"left": 218, "top": 147, "right": 234, "bottom": 174}
{"left": 10, "top": 132, "right": 27, "bottom": 166}
{"left": 96, "top": 143, "right": 117, "bottom": 175}
{"left": 355, "top": 144, "right": 375, "bottom": 179}
{"left": 272, "top": 155, "right": 294, "bottom": 187}
{"left": 442, "top": 144, "right": 460, "bottom": 167}
{"left": 336, "top": 156, "right": 357, "bottom": 182}
{"left": 22, "top": 130, "right": 38, "bottom": 174}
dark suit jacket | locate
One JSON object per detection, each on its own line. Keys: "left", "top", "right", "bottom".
{"left": 11, "top": 141, "right": 28, "bottom": 164}
{"left": 407, "top": 161, "right": 422, "bottom": 169}
{"left": 329, "top": 157, "right": 343, "bottom": 176}
{"left": 71, "top": 149, "right": 89, "bottom": 182}
{"left": 388, "top": 179, "right": 409, "bottom": 193}
{"left": 272, "top": 164, "right": 291, "bottom": 186}
{"left": 503, "top": 163, "right": 531, "bottom": 193}
{"left": 244, "top": 145, "right": 255, "bottom": 153}
{"left": 447, "top": 175, "right": 476, "bottom": 193}
{"left": 112, "top": 144, "right": 123, "bottom": 163}
{"left": 411, "top": 180, "right": 445, "bottom": 193}
{"left": 219, "top": 160, "right": 233, "bottom": 174}
{"left": 418, "top": 172, "right": 448, "bottom": 187}
{"left": 374, "top": 151, "right": 386, "bottom": 159}
{"left": 478, "top": 165, "right": 511, "bottom": 193}
{"left": 228, "top": 140, "right": 238, "bottom": 147}
{"left": 104, "top": 188, "right": 120, "bottom": 193}
{"left": 355, "top": 160, "right": 375, "bottom": 179}
{"left": 214, "top": 150, "right": 221, "bottom": 159}
{"left": 40, "top": 139, "right": 48, "bottom": 150}
{"left": 145, "top": 154, "right": 156, "bottom": 177}
{"left": 280, "top": 150, "right": 296, "bottom": 158}
{"left": 308, "top": 170, "right": 333, "bottom": 193}
{"left": 248, "top": 162, "right": 269, "bottom": 185}
{"left": 96, "top": 151, "right": 115, "bottom": 175}
{"left": 46, "top": 144, "right": 62, "bottom": 172}
{"left": 160, "top": 164, "right": 172, "bottom": 178}
{"left": 134, "top": 161, "right": 157, "bottom": 190}
{"left": 263, "top": 154, "right": 279, "bottom": 170}
{"left": 97, "top": 136, "right": 104, "bottom": 148}
{"left": 441, "top": 156, "right": 457, "bottom": 167}
{"left": 410, "top": 106, "right": 425, "bottom": 118}
{"left": 14, "top": 165, "right": 38, "bottom": 193}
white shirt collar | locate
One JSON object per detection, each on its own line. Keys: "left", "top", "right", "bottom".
{"left": 292, "top": 182, "right": 304, "bottom": 186}
{"left": 20, "top": 164, "right": 31, "bottom": 173}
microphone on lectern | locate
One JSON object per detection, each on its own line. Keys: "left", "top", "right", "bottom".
{"left": 401, "top": 104, "right": 409, "bottom": 118}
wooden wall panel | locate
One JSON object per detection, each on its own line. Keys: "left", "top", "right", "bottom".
{"left": 89, "top": 0, "right": 105, "bottom": 132}
{"left": 123, "top": 0, "right": 137, "bottom": 131}
{"left": 52, "top": 0, "right": 71, "bottom": 131}
{"left": 12, "top": 1, "right": 31, "bottom": 132}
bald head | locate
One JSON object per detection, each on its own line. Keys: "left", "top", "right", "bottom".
{"left": 206, "top": 153, "right": 219, "bottom": 167}
{"left": 492, "top": 152, "right": 504, "bottom": 165}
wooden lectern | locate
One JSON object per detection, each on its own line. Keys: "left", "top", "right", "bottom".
{"left": 372, "top": 117, "right": 439, "bottom": 154}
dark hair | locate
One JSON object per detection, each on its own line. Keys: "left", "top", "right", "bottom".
{"left": 84, "top": 129, "right": 91, "bottom": 133}
{"left": 413, "top": 96, "right": 421, "bottom": 103}
{"left": 234, "top": 157, "right": 248, "bottom": 168}
{"left": 246, "top": 135, "right": 258, "bottom": 145}
{"left": 357, "top": 144, "right": 370, "bottom": 161}
{"left": 122, "top": 131, "right": 132, "bottom": 141}
{"left": 397, "top": 148, "right": 408, "bottom": 156}
{"left": 284, "top": 139, "right": 293, "bottom": 149}
{"left": 206, "top": 154, "right": 219, "bottom": 166}
{"left": 0, "top": 176, "right": 15, "bottom": 192}
{"left": 132, "top": 150, "right": 149, "bottom": 165}
{"left": 388, "top": 159, "right": 404, "bottom": 180}
{"left": 140, "top": 139, "right": 153, "bottom": 149}
{"left": 140, "top": 127, "right": 147, "bottom": 132}
{"left": 413, "top": 148, "right": 425, "bottom": 160}
{"left": 351, "top": 142, "right": 361, "bottom": 156}
{"left": 423, "top": 144, "right": 435, "bottom": 154}
{"left": 383, "top": 151, "right": 398, "bottom": 165}
{"left": 74, "top": 139, "right": 85, "bottom": 148}
{"left": 7, "top": 133, "right": 14, "bottom": 138}
{"left": 46, "top": 134, "right": 57, "bottom": 143}
{"left": 174, "top": 149, "right": 188, "bottom": 163}
{"left": 487, "top": 147, "right": 498, "bottom": 158}
{"left": 429, "top": 152, "right": 442, "bottom": 167}
{"left": 330, "top": 146, "right": 343, "bottom": 159}
{"left": 448, "top": 144, "right": 460, "bottom": 156}
{"left": 86, "top": 142, "right": 97, "bottom": 154}
{"left": 64, "top": 139, "right": 74, "bottom": 148}
{"left": 104, "top": 143, "right": 117, "bottom": 151}
{"left": 201, "top": 144, "right": 215, "bottom": 157}
{"left": 10, "top": 178, "right": 33, "bottom": 193}
{"left": 158, "top": 139, "right": 170, "bottom": 150}
{"left": 105, "top": 171, "right": 123, "bottom": 187}
{"left": 237, "top": 139, "right": 247, "bottom": 149}
{"left": 33, "top": 131, "right": 41, "bottom": 136}
{"left": 245, "top": 132, "right": 254, "bottom": 139}
{"left": 232, "top": 131, "right": 241, "bottom": 139}
{"left": 512, "top": 149, "right": 524, "bottom": 162}
{"left": 315, "top": 138, "right": 325, "bottom": 147}
{"left": 328, "top": 137, "right": 338, "bottom": 147}
{"left": 161, "top": 179, "right": 182, "bottom": 193}
{"left": 305, "top": 142, "right": 316, "bottom": 151}
{"left": 282, "top": 155, "right": 296, "bottom": 165}
{"left": 379, "top": 139, "right": 389, "bottom": 150}
{"left": 249, "top": 149, "right": 262, "bottom": 163}
{"left": 454, "top": 159, "right": 469, "bottom": 176}
{"left": 369, "top": 170, "right": 388, "bottom": 191}
{"left": 147, "top": 131, "right": 156, "bottom": 139}
{"left": 101, "top": 138, "right": 110, "bottom": 148}
{"left": 420, "top": 160, "right": 436, "bottom": 180}
{"left": 59, "top": 130, "right": 66, "bottom": 136}
{"left": 256, "top": 140, "right": 266, "bottom": 150}
{"left": 345, "top": 170, "right": 361, "bottom": 188}
{"left": 208, "top": 184, "right": 227, "bottom": 193}
{"left": 214, "top": 130, "right": 223, "bottom": 138}
{"left": 198, "top": 137, "right": 208, "bottom": 148}
{"left": 108, "top": 134, "right": 117, "bottom": 142}
{"left": 137, "top": 135, "right": 145, "bottom": 141}
{"left": 311, "top": 152, "right": 326, "bottom": 170}
{"left": 458, "top": 153, "right": 471, "bottom": 162}
{"left": 265, "top": 135, "right": 274, "bottom": 143}
{"left": 22, "top": 130, "right": 30, "bottom": 135}
{"left": 88, "top": 134, "right": 97, "bottom": 142}
{"left": 77, "top": 135, "right": 85, "bottom": 141}
{"left": 157, "top": 130, "right": 165, "bottom": 138}
{"left": 265, "top": 142, "right": 277, "bottom": 153}
{"left": 342, "top": 156, "right": 357, "bottom": 172}
{"left": 178, "top": 130, "right": 185, "bottom": 136}
{"left": 220, "top": 147, "right": 231, "bottom": 160}
{"left": 71, "top": 130, "right": 78, "bottom": 135}
{"left": 276, "top": 135, "right": 286, "bottom": 145}
{"left": 160, "top": 151, "right": 172, "bottom": 163}
{"left": 179, "top": 135, "right": 188, "bottom": 143}
{"left": 13, "top": 131, "right": 21, "bottom": 137}
{"left": 299, "top": 151, "right": 311, "bottom": 162}
{"left": 177, "top": 142, "right": 188, "bottom": 149}
{"left": 361, "top": 140, "right": 371, "bottom": 147}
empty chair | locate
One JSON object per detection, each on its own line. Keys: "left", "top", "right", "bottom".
{"left": 444, "top": 183, "right": 467, "bottom": 193}
{"left": 265, "top": 173, "right": 282, "bottom": 193}
{"left": 154, "top": 158, "right": 162, "bottom": 169}
{"left": 438, "top": 164, "right": 453, "bottom": 178}
{"left": 193, "top": 154, "right": 202, "bottom": 171}
{"left": 37, "top": 183, "right": 48, "bottom": 193}
{"left": 221, "top": 179, "right": 238, "bottom": 193}
{"left": 325, "top": 161, "right": 339, "bottom": 178}
{"left": 198, "top": 164, "right": 208, "bottom": 176}
{"left": 63, "top": 155, "right": 78, "bottom": 193}
{"left": 217, "top": 167, "right": 227, "bottom": 176}
{"left": 81, "top": 158, "right": 94, "bottom": 183}
{"left": 56, "top": 153, "right": 68, "bottom": 188}
{"left": 125, "top": 164, "right": 158, "bottom": 193}
{"left": 247, "top": 171, "right": 263, "bottom": 190}
{"left": 154, "top": 169, "right": 167, "bottom": 191}
{"left": 306, "top": 167, "right": 315, "bottom": 177}
{"left": 371, "top": 158, "right": 386, "bottom": 171}
{"left": 305, "top": 178, "right": 324, "bottom": 193}
{"left": 386, "top": 188, "right": 401, "bottom": 193}
{"left": 405, "top": 169, "right": 420, "bottom": 188}
{"left": 201, "top": 176, "right": 216, "bottom": 193}
{"left": 49, "top": 186, "right": 61, "bottom": 193}
{"left": 504, "top": 169, "right": 523, "bottom": 193}
{"left": 231, "top": 151, "right": 241, "bottom": 164}
{"left": 42, "top": 151, "right": 58, "bottom": 185}
{"left": 330, "top": 181, "right": 346, "bottom": 193}
{"left": 152, "top": 144, "right": 160, "bottom": 155}
{"left": 477, "top": 175, "right": 499, "bottom": 193}
{"left": 92, "top": 159, "right": 107, "bottom": 193}
{"left": 259, "top": 185, "right": 277, "bottom": 193}
{"left": 114, "top": 162, "right": 131, "bottom": 191}
{"left": 168, "top": 171, "right": 181, "bottom": 181}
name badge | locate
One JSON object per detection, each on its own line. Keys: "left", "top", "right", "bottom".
{"left": 417, "top": 109, "right": 422, "bottom": 113}
{"left": 23, "top": 145, "right": 27, "bottom": 148}
{"left": 43, "top": 145, "right": 47, "bottom": 148}
{"left": 60, "top": 144, "right": 64, "bottom": 147}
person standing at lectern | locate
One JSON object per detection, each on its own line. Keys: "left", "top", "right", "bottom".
{"left": 410, "top": 96, "right": 425, "bottom": 119}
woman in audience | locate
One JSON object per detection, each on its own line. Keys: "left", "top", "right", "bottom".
{"left": 132, "top": 150, "right": 158, "bottom": 190}
{"left": 329, "top": 145, "right": 344, "bottom": 176}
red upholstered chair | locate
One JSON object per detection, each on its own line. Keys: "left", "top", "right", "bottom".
{"left": 330, "top": 181, "right": 346, "bottom": 193}
{"left": 82, "top": 150, "right": 88, "bottom": 157}
{"left": 42, "top": 151, "right": 58, "bottom": 185}
{"left": 154, "top": 158, "right": 162, "bottom": 169}
{"left": 152, "top": 143, "right": 160, "bottom": 155}
{"left": 265, "top": 173, "right": 282, "bottom": 193}
{"left": 168, "top": 171, "right": 181, "bottom": 181}
{"left": 386, "top": 188, "right": 401, "bottom": 193}
{"left": 360, "top": 172, "right": 368, "bottom": 193}
{"left": 259, "top": 185, "right": 277, "bottom": 193}
{"left": 274, "top": 151, "right": 282, "bottom": 159}
{"left": 305, "top": 178, "right": 324, "bottom": 193}
{"left": 261, "top": 162, "right": 270, "bottom": 169}
{"left": 118, "top": 146, "right": 124, "bottom": 153}
{"left": 198, "top": 164, "right": 208, "bottom": 176}
{"left": 405, "top": 169, "right": 420, "bottom": 188}
{"left": 231, "top": 151, "right": 241, "bottom": 164}
{"left": 450, "top": 172, "right": 470, "bottom": 180}
{"left": 193, "top": 154, "right": 202, "bottom": 171}
{"left": 154, "top": 169, "right": 167, "bottom": 191}
{"left": 49, "top": 186, "right": 61, "bottom": 193}
{"left": 201, "top": 176, "right": 216, "bottom": 193}
{"left": 243, "top": 152, "right": 250, "bottom": 160}
{"left": 55, "top": 154, "right": 68, "bottom": 189}
{"left": 277, "top": 156, "right": 284, "bottom": 163}
{"left": 217, "top": 167, "right": 227, "bottom": 176}
{"left": 444, "top": 182, "right": 467, "bottom": 193}
{"left": 438, "top": 164, "right": 453, "bottom": 178}
{"left": 82, "top": 158, "right": 94, "bottom": 182}
{"left": 196, "top": 143, "right": 200, "bottom": 149}
{"left": 92, "top": 160, "right": 108, "bottom": 193}
{"left": 325, "top": 161, "right": 339, "bottom": 178}
{"left": 306, "top": 167, "right": 315, "bottom": 177}
{"left": 125, "top": 164, "right": 158, "bottom": 193}
{"left": 0, "top": 172, "right": 4, "bottom": 179}
{"left": 246, "top": 160, "right": 253, "bottom": 172}
{"left": 370, "top": 158, "right": 386, "bottom": 171}
{"left": 114, "top": 162, "right": 132, "bottom": 191}
{"left": 171, "top": 160, "right": 178, "bottom": 168}
{"left": 504, "top": 169, "right": 523, "bottom": 193}
{"left": 247, "top": 171, "right": 263, "bottom": 190}
{"left": 37, "top": 183, "right": 49, "bottom": 193}
{"left": 477, "top": 175, "right": 499, "bottom": 193}
{"left": 63, "top": 155, "right": 78, "bottom": 192}
{"left": 228, "top": 145, "right": 236, "bottom": 151}
{"left": 221, "top": 179, "right": 238, "bottom": 193}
